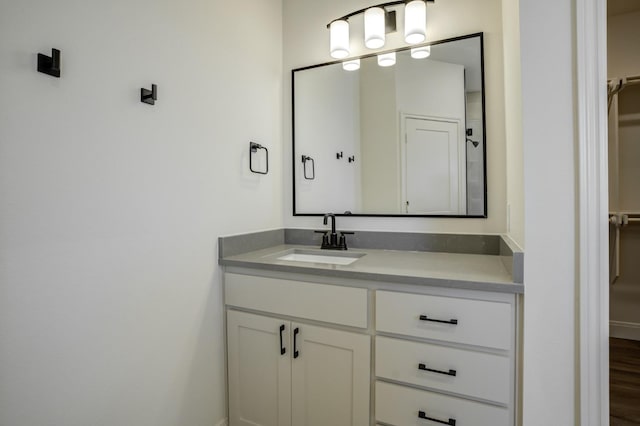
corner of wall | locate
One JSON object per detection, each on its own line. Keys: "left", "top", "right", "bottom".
{"left": 502, "top": 0, "right": 525, "bottom": 249}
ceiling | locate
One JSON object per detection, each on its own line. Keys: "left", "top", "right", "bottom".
{"left": 608, "top": 0, "right": 640, "bottom": 16}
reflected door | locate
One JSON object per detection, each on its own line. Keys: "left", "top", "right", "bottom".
{"left": 403, "top": 117, "right": 465, "bottom": 214}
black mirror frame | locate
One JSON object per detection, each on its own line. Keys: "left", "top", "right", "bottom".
{"left": 292, "top": 32, "right": 487, "bottom": 218}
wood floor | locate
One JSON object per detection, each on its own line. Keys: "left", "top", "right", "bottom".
{"left": 611, "top": 338, "right": 640, "bottom": 425}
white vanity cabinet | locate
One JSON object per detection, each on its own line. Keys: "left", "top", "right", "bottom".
{"left": 225, "top": 273, "right": 371, "bottom": 426}
{"left": 374, "top": 290, "right": 517, "bottom": 426}
{"left": 223, "top": 270, "right": 519, "bottom": 426}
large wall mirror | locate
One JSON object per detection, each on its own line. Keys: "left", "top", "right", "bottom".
{"left": 293, "top": 32, "right": 487, "bottom": 217}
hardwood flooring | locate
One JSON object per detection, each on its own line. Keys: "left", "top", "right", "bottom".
{"left": 611, "top": 338, "right": 640, "bottom": 425}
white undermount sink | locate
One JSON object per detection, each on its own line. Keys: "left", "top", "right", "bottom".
{"left": 276, "top": 249, "right": 365, "bottom": 266}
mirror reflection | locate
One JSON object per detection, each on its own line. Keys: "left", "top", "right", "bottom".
{"left": 293, "top": 33, "right": 486, "bottom": 217}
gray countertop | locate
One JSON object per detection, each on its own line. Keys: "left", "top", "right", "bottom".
{"left": 219, "top": 244, "right": 524, "bottom": 294}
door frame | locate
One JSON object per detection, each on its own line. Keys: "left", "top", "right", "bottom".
{"left": 399, "top": 112, "right": 466, "bottom": 214}
{"left": 576, "top": 0, "right": 609, "bottom": 424}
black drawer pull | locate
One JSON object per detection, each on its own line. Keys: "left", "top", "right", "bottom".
{"left": 419, "top": 315, "right": 458, "bottom": 325}
{"left": 418, "top": 410, "right": 456, "bottom": 425}
{"left": 418, "top": 363, "right": 457, "bottom": 377}
{"left": 279, "top": 324, "right": 286, "bottom": 355}
{"left": 293, "top": 327, "right": 300, "bottom": 358}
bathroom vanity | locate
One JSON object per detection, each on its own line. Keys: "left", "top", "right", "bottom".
{"left": 219, "top": 229, "right": 523, "bottom": 426}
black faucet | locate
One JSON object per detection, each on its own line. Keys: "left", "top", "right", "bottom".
{"left": 316, "top": 213, "right": 354, "bottom": 250}
{"left": 323, "top": 213, "right": 338, "bottom": 248}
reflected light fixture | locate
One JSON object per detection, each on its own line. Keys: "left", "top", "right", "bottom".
{"left": 411, "top": 45, "right": 431, "bottom": 59}
{"left": 342, "top": 59, "right": 361, "bottom": 71}
{"left": 378, "top": 52, "right": 396, "bottom": 67}
{"left": 327, "top": 0, "right": 433, "bottom": 58}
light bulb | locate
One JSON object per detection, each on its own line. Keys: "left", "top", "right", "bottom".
{"left": 411, "top": 45, "right": 431, "bottom": 59}
{"left": 364, "top": 7, "right": 385, "bottom": 49}
{"left": 330, "top": 20, "right": 350, "bottom": 59}
{"left": 404, "top": 0, "right": 427, "bottom": 45}
{"left": 342, "top": 59, "right": 360, "bottom": 71}
{"left": 378, "top": 52, "right": 396, "bottom": 67}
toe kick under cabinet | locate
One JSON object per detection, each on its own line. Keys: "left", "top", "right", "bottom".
{"left": 223, "top": 270, "right": 519, "bottom": 426}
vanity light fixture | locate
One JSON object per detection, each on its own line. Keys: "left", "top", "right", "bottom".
{"left": 404, "top": 0, "right": 427, "bottom": 44}
{"left": 327, "top": 0, "right": 433, "bottom": 59}
{"left": 411, "top": 45, "right": 431, "bottom": 59}
{"left": 378, "top": 52, "right": 396, "bottom": 67}
{"left": 364, "top": 7, "right": 386, "bottom": 49}
{"left": 342, "top": 59, "right": 361, "bottom": 71}
{"left": 330, "top": 20, "right": 350, "bottom": 59}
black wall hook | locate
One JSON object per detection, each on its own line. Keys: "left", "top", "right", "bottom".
{"left": 141, "top": 84, "right": 157, "bottom": 105}
{"left": 37, "top": 48, "right": 61, "bottom": 78}
{"left": 348, "top": 156, "right": 355, "bottom": 163}
{"left": 249, "top": 142, "right": 269, "bottom": 174}
{"left": 336, "top": 151, "right": 343, "bottom": 159}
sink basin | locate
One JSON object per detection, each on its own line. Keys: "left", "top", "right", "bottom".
{"left": 276, "top": 249, "right": 365, "bottom": 266}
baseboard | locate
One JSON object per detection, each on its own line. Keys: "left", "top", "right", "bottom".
{"left": 214, "top": 418, "right": 228, "bottom": 426}
{"left": 610, "top": 320, "right": 640, "bottom": 341}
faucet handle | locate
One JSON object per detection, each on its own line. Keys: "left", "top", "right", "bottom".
{"left": 338, "top": 231, "right": 354, "bottom": 250}
{"left": 315, "top": 230, "right": 330, "bottom": 249}
{"left": 338, "top": 232, "right": 353, "bottom": 250}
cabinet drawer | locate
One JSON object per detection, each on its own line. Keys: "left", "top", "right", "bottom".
{"left": 376, "top": 381, "right": 510, "bottom": 426}
{"left": 375, "top": 336, "right": 510, "bottom": 404}
{"left": 225, "top": 273, "right": 368, "bottom": 328}
{"left": 376, "top": 291, "right": 512, "bottom": 350}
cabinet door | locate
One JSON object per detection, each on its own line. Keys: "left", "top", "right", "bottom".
{"left": 227, "top": 310, "right": 291, "bottom": 426}
{"left": 291, "top": 323, "right": 370, "bottom": 426}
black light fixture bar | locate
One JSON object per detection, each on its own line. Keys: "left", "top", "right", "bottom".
{"left": 326, "top": 0, "right": 434, "bottom": 28}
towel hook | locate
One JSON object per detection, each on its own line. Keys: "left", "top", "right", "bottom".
{"left": 141, "top": 84, "right": 157, "bottom": 105}
{"left": 37, "top": 48, "right": 61, "bottom": 78}
{"left": 249, "top": 142, "right": 269, "bottom": 174}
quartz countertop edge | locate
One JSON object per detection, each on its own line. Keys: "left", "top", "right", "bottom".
{"left": 219, "top": 244, "right": 524, "bottom": 294}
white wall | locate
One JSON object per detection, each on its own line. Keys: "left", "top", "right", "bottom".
{"left": 502, "top": 0, "right": 524, "bottom": 248}
{"left": 294, "top": 65, "right": 361, "bottom": 213}
{"left": 283, "top": 0, "right": 506, "bottom": 233}
{"left": 0, "top": 1, "right": 283, "bottom": 425}
{"left": 519, "top": 0, "right": 576, "bottom": 423}
{"left": 360, "top": 62, "right": 399, "bottom": 213}
{"left": 395, "top": 59, "right": 466, "bottom": 120}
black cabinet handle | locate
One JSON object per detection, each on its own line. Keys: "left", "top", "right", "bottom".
{"left": 418, "top": 410, "right": 456, "bottom": 425}
{"left": 419, "top": 315, "right": 458, "bottom": 325}
{"left": 279, "top": 324, "right": 286, "bottom": 355}
{"left": 293, "top": 327, "right": 300, "bottom": 358}
{"left": 418, "top": 363, "right": 457, "bottom": 377}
